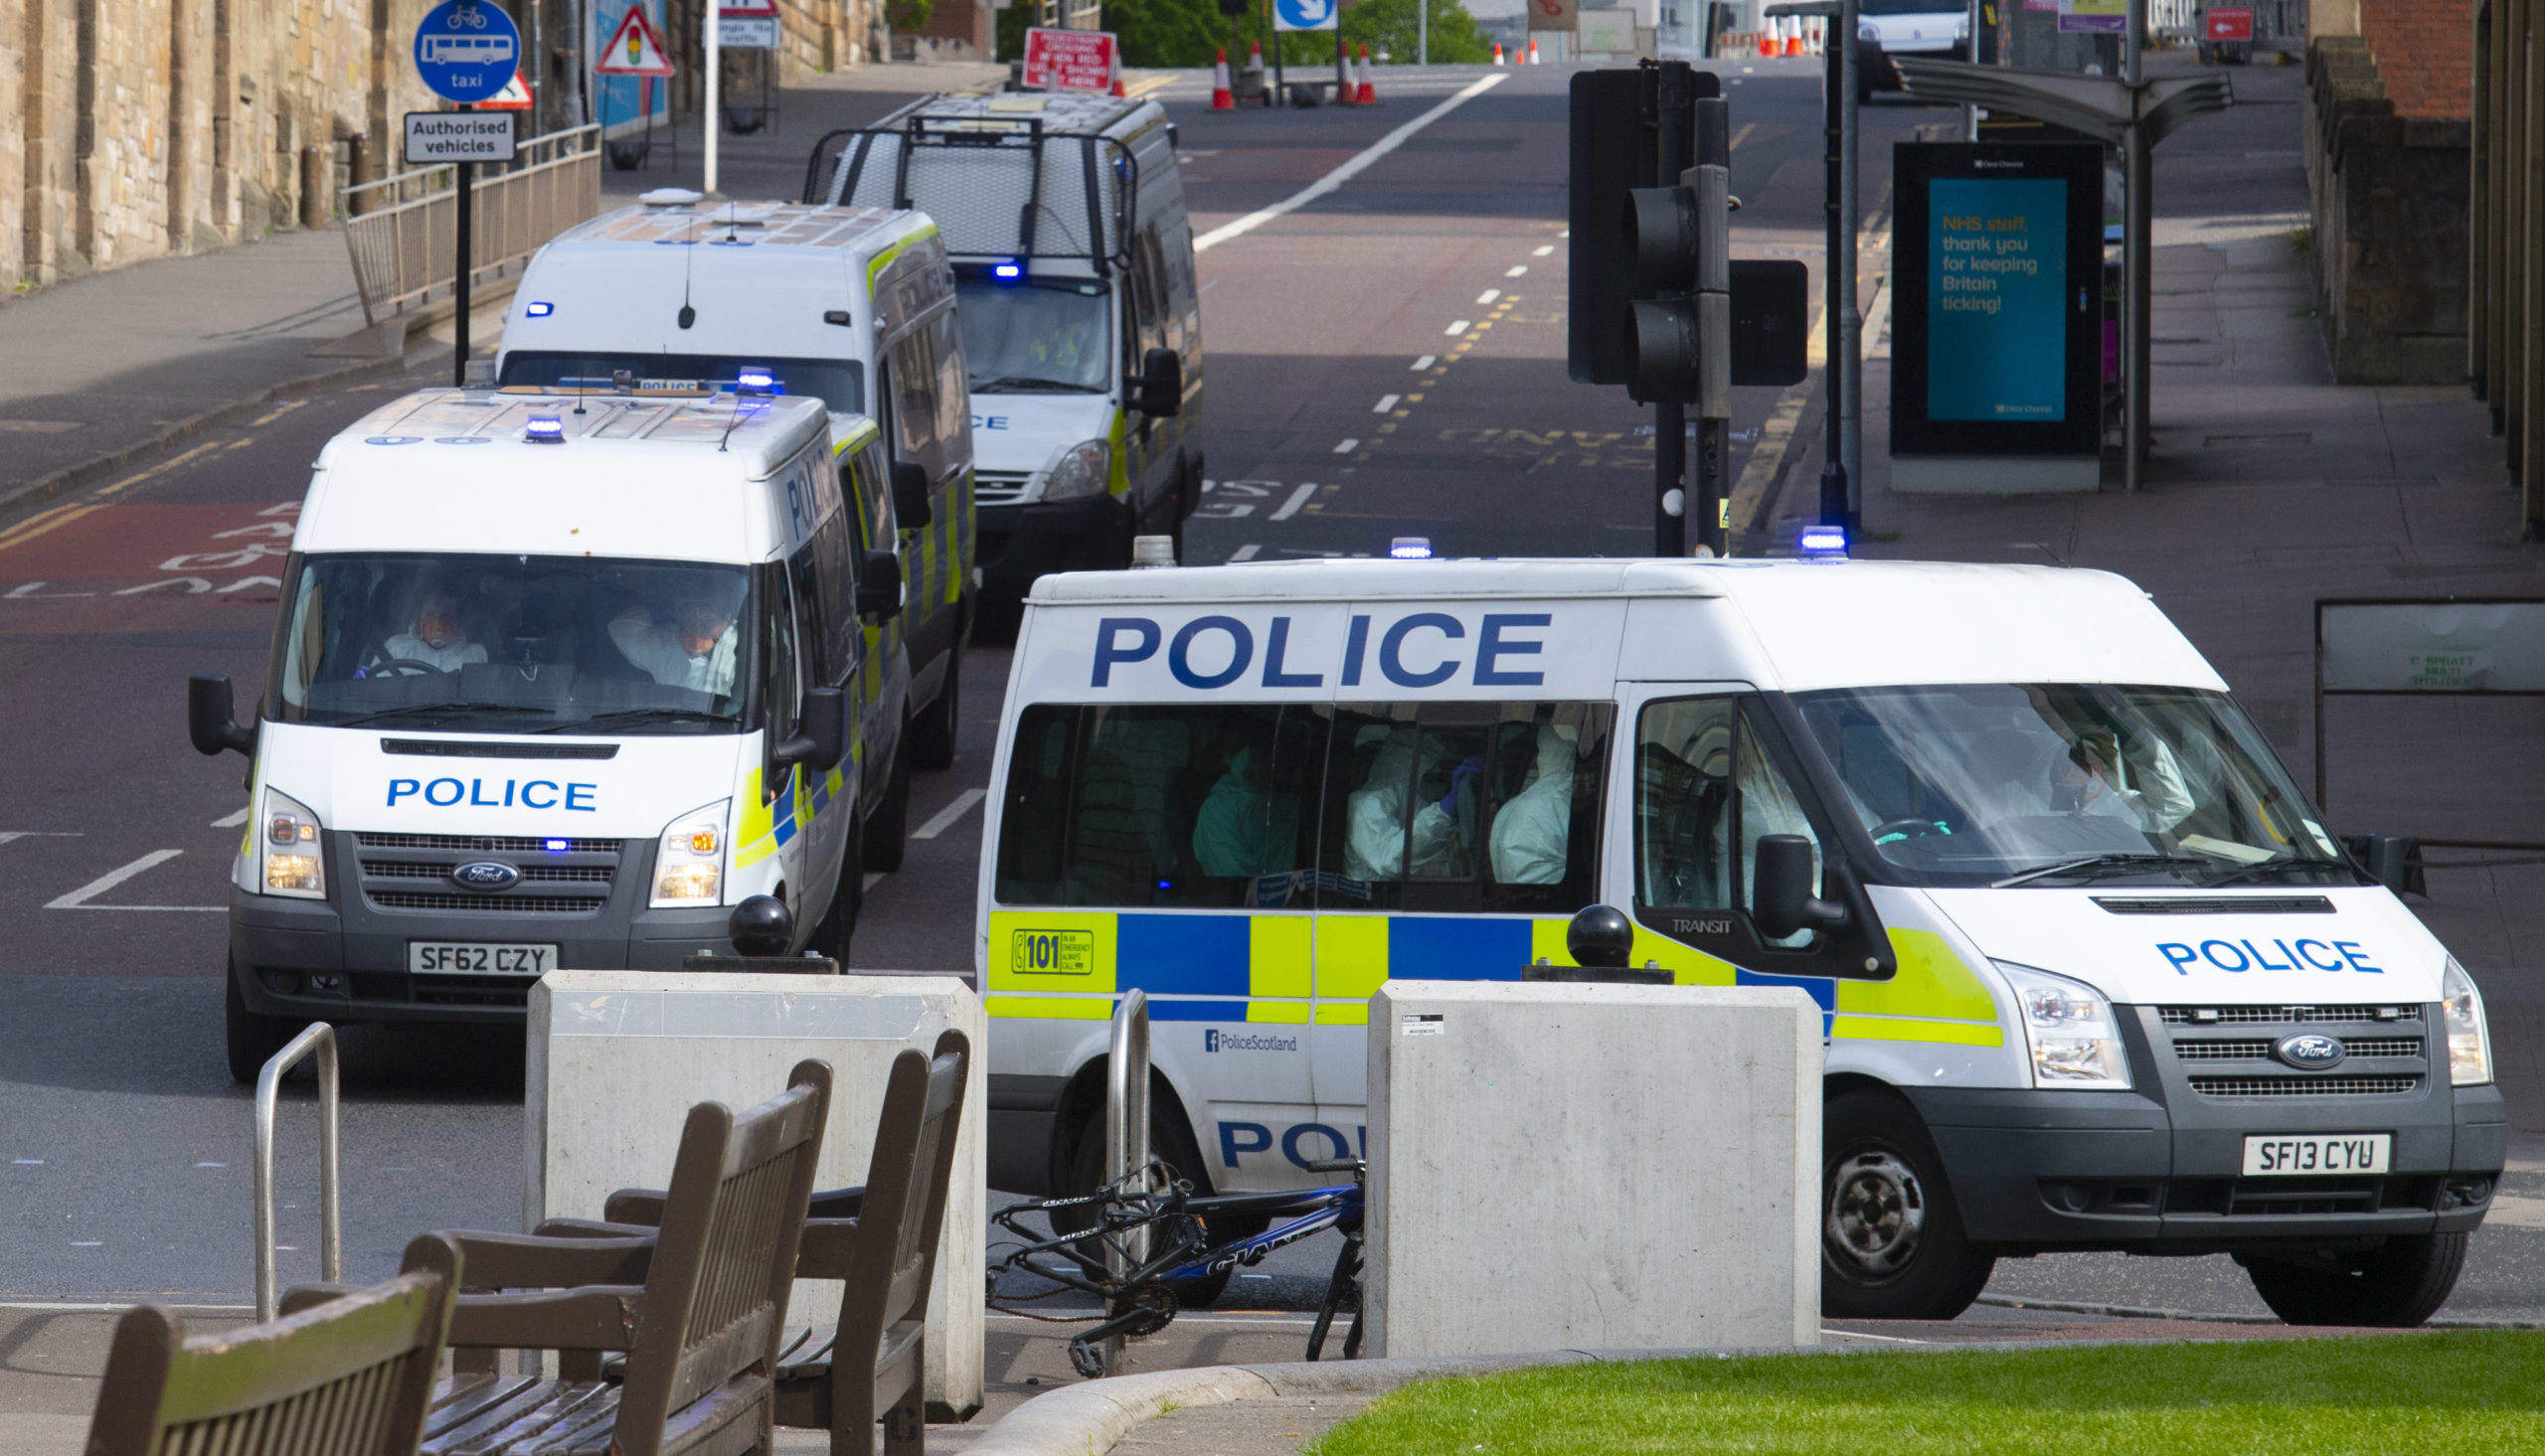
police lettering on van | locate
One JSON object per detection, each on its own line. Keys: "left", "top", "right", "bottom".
{"left": 978, "top": 557, "right": 2504, "bottom": 1329}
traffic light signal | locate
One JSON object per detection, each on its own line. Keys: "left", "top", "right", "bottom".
{"left": 1566, "top": 68, "right": 1729, "bottom": 408}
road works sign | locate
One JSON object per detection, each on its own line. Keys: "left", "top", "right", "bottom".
{"left": 1022, "top": 28, "right": 1119, "bottom": 89}
{"left": 413, "top": 0, "right": 522, "bottom": 103}
{"left": 2204, "top": 6, "right": 2254, "bottom": 39}
{"left": 405, "top": 112, "right": 518, "bottom": 164}
{"left": 1272, "top": 0, "right": 1339, "bottom": 30}
{"left": 475, "top": 70, "right": 533, "bottom": 110}
{"left": 595, "top": 3, "right": 676, "bottom": 75}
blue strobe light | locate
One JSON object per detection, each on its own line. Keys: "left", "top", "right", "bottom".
{"left": 1798, "top": 524, "right": 1849, "bottom": 559}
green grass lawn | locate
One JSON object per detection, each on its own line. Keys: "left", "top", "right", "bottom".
{"left": 1307, "top": 1333, "right": 2545, "bottom": 1456}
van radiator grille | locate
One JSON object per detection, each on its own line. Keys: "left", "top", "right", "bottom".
{"left": 367, "top": 891, "right": 601, "bottom": 914}
{"left": 355, "top": 833, "right": 622, "bottom": 855}
{"left": 2188, "top": 1075, "right": 2422, "bottom": 1097}
{"left": 2171, "top": 1037, "right": 2424, "bottom": 1061}
{"left": 974, "top": 470, "right": 1032, "bottom": 506}
{"left": 2158, "top": 1004, "right": 2420, "bottom": 1026}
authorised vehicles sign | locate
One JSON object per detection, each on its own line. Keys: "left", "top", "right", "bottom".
{"left": 406, "top": 111, "right": 518, "bottom": 164}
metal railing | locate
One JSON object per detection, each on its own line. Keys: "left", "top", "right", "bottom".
{"left": 1100, "top": 988, "right": 1151, "bottom": 1376}
{"left": 339, "top": 125, "right": 603, "bottom": 329}
{"left": 254, "top": 1023, "right": 342, "bottom": 1322}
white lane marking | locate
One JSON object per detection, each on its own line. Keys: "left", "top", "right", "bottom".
{"left": 1475, "top": 288, "right": 1501, "bottom": 305}
{"left": 13, "top": 1159, "right": 41, "bottom": 1165}
{"left": 212, "top": 807, "right": 250, "bottom": 829}
{"left": 46, "top": 850, "right": 221, "bottom": 911}
{"left": 1270, "top": 482, "right": 1320, "bottom": 520}
{"left": 0, "top": 832, "right": 83, "bottom": 847}
{"left": 1444, "top": 320, "right": 1469, "bottom": 336}
{"left": 1194, "top": 75, "right": 1509, "bottom": 252}
{"left": 1411, "top": 355, "right": 1436, "bottom": 370}
{"left": 912, "top": 788, "right": 988, "bottom": 841}
{"left": 1861, "top": 276, "right": 1894, "bottom": 361}
{"left": 1505, "top": 264, "right": 1527, "bottom": 277}
{"left": 1228, "top": 544, "right": 1263, "bottom": 563}
{"left": 1334, "top": 436, "right": 1361, "bottom": 452}
{"left": 1533, "top": 244, "right": 1554, "bottom": 255}
{"left": 1823, "top": 1327, "right": 1926, "bottom": 1344}
{"left": 863, "top": 872, "right": 886, "bottom": 892}
{"left": 1374, "top": 394, "right": 1401, "bottom": 412}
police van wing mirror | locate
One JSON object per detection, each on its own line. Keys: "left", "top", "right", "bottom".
{"left": 1752, "top": 835, "right": 1849, "bottom": 940}
{"left": 773, "top": 687, "right": 846, "bottom": 774}
{"left": 855, "top": 551, "right": 904, "bottom": 619}
{"left": 188, "top": 673, "right": 255, "bottom": 758}
{"left": 2348, "top": 834, "right": 2426, "bottom": 897}
{"left": 890, "top": 461, "right": 933, "bottom": 529}
{"left": 1133, "top": 347, "right": 1182, "bottom": 417}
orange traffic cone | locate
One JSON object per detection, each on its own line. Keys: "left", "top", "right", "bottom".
{"left": 1527, "top": 36, "right": 1541, "bottom": 62}
{"left": 1355, "top": 45, "right": 1376, "bottom": 102}
{"left": 1211, "top": 49, "right": 1235, "bottom": 108}
{"left": 1492, "top": 41, "right": 1505, "bottom": 64}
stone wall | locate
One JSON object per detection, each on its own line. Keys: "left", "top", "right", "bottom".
{"left": 1, "top": 0, "right": 891, "bottom": 291}
{"left": 2356, "top": 0, "right": 2472, "bottom": 116}
{"left": 2304, "top": 35, "right": 2470, "bottom": 384}
{"left": 2, "top": 0, "right": 447, "bottom": 288}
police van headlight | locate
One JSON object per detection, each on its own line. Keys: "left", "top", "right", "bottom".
{"left": 2443, "top": 957, "right": 2493, "bottom": 1086}
{"left": 1039, "top": 439, "right": 1112, "bottom": 501}
{"left": 652, "top": 799, "right": 730, "bottom": 907}
{"left": 260, "top": 786, "right": 326, "bottom": 898}
{"left": 1997, "top": 961, "right": 2131, "bottom": 1090}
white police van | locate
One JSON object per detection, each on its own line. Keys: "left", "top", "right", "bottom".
{"left": 497, "top": 200, "right": 976, "bottom": 860}
{"left": 807, "top": 91, "right": 1201, "bottom": 637}
{"left": 976, "top": 556, "right": 2503, "bottom": 1324}
{"left": 190, "top": 389, "right": 904, "bottom": 1081}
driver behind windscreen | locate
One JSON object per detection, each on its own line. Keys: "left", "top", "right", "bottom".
{"left": 2043, "top": 729, "right": 2195, "bottom": 834}
{"left": 382, "top": 588, "right": 488, "bottom": 672}
{"left": 609, "top": 582, "right": 741, "bottom": 696}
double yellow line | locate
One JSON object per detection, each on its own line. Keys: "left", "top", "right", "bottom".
{"left": 0, "top": 439, "right": 226, "bottom": 557}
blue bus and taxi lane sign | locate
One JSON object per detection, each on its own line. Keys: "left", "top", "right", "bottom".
{"left": 414, "top": 0, "right": 523, "bottom": 104}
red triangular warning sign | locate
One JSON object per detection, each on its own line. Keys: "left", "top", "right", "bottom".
{"left": 475, "top": 70, "right": 534, "bottom": 109}
{"left": 594, "top": 4, "right": 676, "bottom": 76}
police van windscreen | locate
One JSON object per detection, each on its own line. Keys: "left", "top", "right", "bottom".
{"left": 956, "top": 276, "right": 1110, "bottom": 394}
{"left": 496, "top": 353, "right": 863, "bottom": 414}
{"left": 270, "top": 553, "right": 758, "bottom": 734}
{"left": 1787, "top": 684, "right": 2358, "bottom": 887}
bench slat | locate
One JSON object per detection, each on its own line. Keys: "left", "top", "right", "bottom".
{"left": 424, "top": 1378, "right": 613, "bottom": 1456}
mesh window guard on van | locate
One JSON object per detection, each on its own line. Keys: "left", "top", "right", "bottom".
{"left": 805, "top": 119, "right": 1137, "bottom": 272}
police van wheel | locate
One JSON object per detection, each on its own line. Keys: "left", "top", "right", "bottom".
{"left": 2240, "top": 1233, "right": 2467, "bottom": 1327}
{"left": 1820, "top": 1088, "right": 1995, "bottom": 1320}
{"left": 909, "top": 649, "right": 961, "bottom": 772}
{"left": 863, "top": 744, "right": 912, "bottom": 873}
{"left": 225, "top": 959, "right": 299, "bottom": 1085}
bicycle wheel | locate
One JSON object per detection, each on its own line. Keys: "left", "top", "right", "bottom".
{"left": 1055, "top": 1109, "right": 1261, "bottom": 1308}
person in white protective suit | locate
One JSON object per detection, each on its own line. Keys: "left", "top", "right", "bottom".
{"left": 1344, "top": 727, "right": 1475, "bottom": 882}
{"left": 381, "top": 589, "right": 488, "bottom": 673}
{"left": 1489, "top": 723, "right": 1580, "bottom": 885}
{"left": 1191, "top": 744, "right": 1299, "bottom": 878}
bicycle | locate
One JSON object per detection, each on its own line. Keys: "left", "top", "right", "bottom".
{"left": 986, "top": 1157, "right": 1366, "bottom": 1377}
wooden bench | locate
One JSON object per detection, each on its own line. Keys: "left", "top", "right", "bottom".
{"left": 88, "top": 1232, "right": 460, "bottom": 1456}
{"left": 599, "top": 1031, "right": 972, "bottom": 1456}
{"left": 296, "top": 1059, "right": 834, "bottom": 1456}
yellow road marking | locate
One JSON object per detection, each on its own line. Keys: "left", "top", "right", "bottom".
{"left": 1726, "top": 304, "right": 1824, "bottom": 545}
{"left": 1122, "top": 74, "right": 1175, "bottom": 99}
{"left": 94, "top": 441, "right": 222, "bottom": 498}
{"left": 0, "top": 503, "right": 107, "bottom": 556}
{"left": 1730, "top": 122, "right": 1756, "bottom": 151}
{"left": 249, "top": 400, "right": 307, "bottom": 427}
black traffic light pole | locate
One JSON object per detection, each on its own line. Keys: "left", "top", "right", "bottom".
{"left": 1652, "top": 66, "right": 1691, "bottom": 559}
{"left": 1692, "top": 89, "right": 1730, "bottom": 557}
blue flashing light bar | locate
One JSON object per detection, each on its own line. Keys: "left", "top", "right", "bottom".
{"left": 524, "top": 300, "right": 554, "bottom": 317}
{"left": 524, "top": 414, "right": 566, "bottom": 444}
{"left": 1389, "top": 536, "right": 1434, "bottom": 560}
{"left": 544, "top": 838, "right": 571, "bottom": 852}
{"left": 991, "top": 260, "right": 1024, "bottom": 280}
{"left": 735, "top": 367, "right": 776, "bottom": 394}
{"left": 1798, "top": 524, "right": 1849, "bottom": 559}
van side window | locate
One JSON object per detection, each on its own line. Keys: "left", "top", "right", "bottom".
{"left": 844, "top": 445, "right": 895, "bottom": 551}
{"left": 791, "top": 510, "right": 858, "bottom": 690}
{"left": 887, "top": 320, "right": 948, "bottom": 484}
{"left": 1320, "top": 702, "right": 1612, "bottom": 914}
{"left": 1635, "top": 697, "right": 1824, "bottom": 944}
{"left": 927, "top": 308, "right": 969, "bottom": 452}
{"left": 994, "top": 703, "right": 1328, "bottom": 909}
{"left": 763, "top": 566, "right": 803, "bottom": 772}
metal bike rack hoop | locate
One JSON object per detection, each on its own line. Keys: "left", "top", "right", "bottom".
{"left": 254, "top": 1022, "right": 342, "bottom": 1321}
{"left": 1101, "top": 989, "right": 1151, "bottom": 1376}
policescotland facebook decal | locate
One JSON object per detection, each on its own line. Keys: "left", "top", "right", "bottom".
{"left": 1205, "top": 1030, "right": 1299, "bottom": 1053}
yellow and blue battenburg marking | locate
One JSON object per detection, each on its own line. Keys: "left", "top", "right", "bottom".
{"left": 733, "top": 761, "right": 844, "bottom": 871}
{"left": 983, "top": 911, "right": 2002, "bottom": 1047}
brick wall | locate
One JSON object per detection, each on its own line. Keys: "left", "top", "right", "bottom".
{"left": 2304, "top": 36, "right": 2469, "bottom": 382}
{"left": 2357, "top": 0, "right": 2472, "bottom": 117}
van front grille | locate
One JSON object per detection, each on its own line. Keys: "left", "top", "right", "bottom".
{"left": 367, "top": 891, "right": 601, "bottom": 914}
{"left": 2170, "top": 1037, "right": 2423, "bottom": 1061}
{"left": 974, "top": 470, "right": 1032, "bottom": 506}
{"left": 355, "top": 833, "right": 622, "bottom": 855}
{"left": 2189, "top": 1075, "right": 2422, "bottom": 1097}
{"left": 2158, "top": 1004, "right": 2420, "bottom": 1026}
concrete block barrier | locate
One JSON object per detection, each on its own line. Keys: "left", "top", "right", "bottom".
{"left": 526, "top": 969, "right": 988, "bottom": 1416}
{"left": 1366, "top": 980, "right": 1822, "bottom": 1357}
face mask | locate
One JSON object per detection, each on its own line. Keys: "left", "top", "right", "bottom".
{"left": 419, "top": 613, "right": 460, "bottom": 650}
